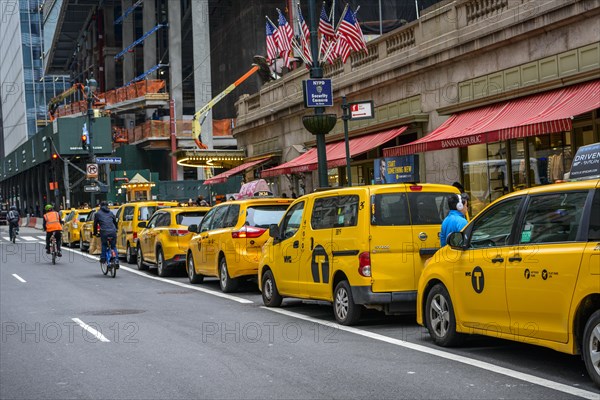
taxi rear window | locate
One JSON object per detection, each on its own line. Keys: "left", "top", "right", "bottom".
{"left": 176, "top": 211, "right": 207, "bottom": 226}
{"left": 78, "top": 214, "right": 89, "bottom": 222}
{"left": 407, "top": 192, "right": 450, "bottom": 225}
{"left": 138, "top": 206, "right": 157, "bottom": 221}
{"left": 245, "top": 205, "right": 288, "bottom": 228}
{"left": 371, "top": 193, "right": 410, "bottom": 226}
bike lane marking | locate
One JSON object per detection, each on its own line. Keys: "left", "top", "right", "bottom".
{"left": 55, "top": 245, "right": 253, "bottom": 305}
{"left": 12, "top": 274, "right": 26, "bottom": 283}
{"left": 262, "top": 307, "right": 599, "bottom": 400}
{"left": 71, "top": 318, "right": 110, "bottom": 343}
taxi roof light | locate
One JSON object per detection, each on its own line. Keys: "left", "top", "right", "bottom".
{"left": 232, "top": 226, "right": 266, "bottom": 239}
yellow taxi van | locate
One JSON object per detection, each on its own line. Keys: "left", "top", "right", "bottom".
{"left": 62, "top": 208, "right": 92, "bottom": 247}
{"left": 186, "top": 197, "right": 293, "bottom": 292}
{"left": 136, "top": 206, "right": 210, "bottom": 276}
{"left": 115, "top": 201, "right": 178, "bottom": 263}
{"left": 258, "top": 183, "right": 460, "bottom": 325}
{"left": 417, "top": 142, "right": 600, "bottom": 387}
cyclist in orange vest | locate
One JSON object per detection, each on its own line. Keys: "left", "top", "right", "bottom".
{"left": 43, "top": 204, "right": 63, "bottom": 257}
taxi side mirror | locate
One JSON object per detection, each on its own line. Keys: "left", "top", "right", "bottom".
{"left": 188, "top": 224, "right": 198, "bottom": 233}
{"left": 137, "top": 221, "right": 147, "bottom": 228}
{"left": 448, "top": 232, "right": 466, "bottom": 250}
{"left": 269, "top": 224, "right": 280, "bottom": 240}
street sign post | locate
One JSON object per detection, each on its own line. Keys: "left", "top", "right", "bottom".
{"left": 86, "top": 163, "right": 98, "bottom": 179}
{"left": 84, "top": 185, "right": 100, "bottom": 193}
{"left": 349, "top": 101, "right": 375, "bottom": 120}
{"left": 95, "top": 157, "right": 122, "bottom": 164}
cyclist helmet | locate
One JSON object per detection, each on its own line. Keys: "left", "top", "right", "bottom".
{"left": 45, "top": 204, "right": 54, "bottom": 211}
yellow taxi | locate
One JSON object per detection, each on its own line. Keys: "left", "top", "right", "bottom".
{"left": 59, "top": 209, "right": 72, "bottom": 222}
{"left": 258, "top": 183, "right": 460, "bottom": 325}
{"left": 186, "top": 197, "right": 293, "bottom": 292}
{"left": 80, "top": 206, "right": 120, "bottom": 252}
{"left": 62, "top": 208, "right": 92, "bottom": 247}
{"left": 416, "top": 179, "right": 600, "bottom": 387}
{"left": 115, "top": 201, "right": 178, "bottom": 263}
{"left": 136, "top": 207, "right": 210, "bottom": 276}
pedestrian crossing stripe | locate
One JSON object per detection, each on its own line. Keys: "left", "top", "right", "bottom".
{"left": 21, "top": 237, "right": 37, "bottom": 241}
{"left": 0, "top": 236, "right": 43, "bottom": 243}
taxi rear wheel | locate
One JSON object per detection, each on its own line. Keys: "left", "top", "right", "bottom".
{"left": 219, "top": 257, "right": 239, "bottom": 293}
{"left": 136, "top": 246, "right": 148, "bottom": 271}
{"left": 187, "top": 253, "right": 203, "bottom": 284}
{"left": 79, "top": 237, "right": 85, "bottom": 252}
{"left": 582, "top": 309, "right": 600, "bottom": 387}
{"left": 156, "top": 248, "right": 169, "bottom": 277}
{"left": 425, "top": 284, "right": 464, "bottom": 347}
{"left": 126, "top": 243, "right": 136, "bottom": 264}
{"left": 333, "top": 281, "right": 362, "bottom": 326}
{"left": 261, "top": 270, "right": 282, "bottom": 307}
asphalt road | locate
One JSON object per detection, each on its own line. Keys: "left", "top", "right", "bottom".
{"left": 1, "top": 227, "right": 599, "bottom": 399}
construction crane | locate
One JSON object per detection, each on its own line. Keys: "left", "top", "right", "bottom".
{"left": 192, "top": 55, "right": 277, "bottom": 149}
{"left": 47, "top": 83, "right": 105, "bottom": 121}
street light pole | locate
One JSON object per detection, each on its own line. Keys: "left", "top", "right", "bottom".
{"left": 341, "top": 96, "right": 352, "bottom": 186}
{"left": 308, "top": 0, "right": 329, "bottom": 188}
{"left": 86, "top": 77, "right": 97, "bottom": 206}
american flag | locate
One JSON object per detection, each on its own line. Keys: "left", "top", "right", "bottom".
{"left": 335, "top": 30, "right": 352, "bottom": 63}
{"left": 275, "top": 9, "right": 294, "bottom": 67}
{"left": 318, "top": 3, "right": 337, "bottom": 64}
{"left": 297, "top": 6, "right": 312, "bottom": 65}
{"left": 337, "top": 6, "right": 367, "bottom": 53}
{"left": 265, "top": 21, "right": 278, "bottom": 62}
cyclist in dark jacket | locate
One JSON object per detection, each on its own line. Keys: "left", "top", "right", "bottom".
{"left": 93, "top": 202, "right": 118, "bottom": 265}
{"left": 7, "top": 206, "right": 20, "bottom": 240}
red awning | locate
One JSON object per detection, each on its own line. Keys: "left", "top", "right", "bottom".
{"left": 262, "top": 127, "right": 407, "bottom": 178}
{"left": 204, "top": 157, "right": 270, "bottom": 185}
{"left": 384, "top": 80, "right": 600, "bottom": 157}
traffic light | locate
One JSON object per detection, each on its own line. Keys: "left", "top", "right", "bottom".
{"left": 52, "top": 153, "right": 59, "bottom": 160}
{"left": 81, "top": 134, "right": 88, "bottom": 150}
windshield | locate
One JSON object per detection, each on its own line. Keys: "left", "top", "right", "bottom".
{"left": 245, "top": 205, "right": 288, "bottom": 228}
{"left": 176, "top": 211, "right": 207, "bottom": 226}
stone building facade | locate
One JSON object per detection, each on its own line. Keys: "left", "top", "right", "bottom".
{"left": 233, "top": 0, "right": 600, "bottom": 212}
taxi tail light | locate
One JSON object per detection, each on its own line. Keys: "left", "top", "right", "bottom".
{"left": 409, "top": 185, "right": 423, "bottom": 191}
{"left": 169, "top": 229, "right": 189, "bottom": 236}
{"left": 358, "top": 252, "right": 371, "bottom": 277}
{"left": 133, "top": 232, "right": 137, "bottom": 240}
{"left": 232, "top": 226, "right": 266, "bottom": 239}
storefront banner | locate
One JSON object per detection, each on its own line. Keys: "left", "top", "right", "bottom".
{"left": 374, "top": 156, "right": 419, "bottom": 184}
{"left": 570, "top": 142, "right": 600, "bottom": 180}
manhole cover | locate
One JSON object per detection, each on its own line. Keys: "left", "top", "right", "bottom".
{"left": 82, "top": 309, "right": 146, "bottom": 316}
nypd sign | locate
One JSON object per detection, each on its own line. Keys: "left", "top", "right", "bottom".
{"left": 303, "top": 79, "right": 333, "bottom": 108}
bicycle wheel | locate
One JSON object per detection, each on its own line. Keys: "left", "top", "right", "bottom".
{"left": 52, "top": 251, "right": 56, "bottom": 265}
{"left": 101, "top": 261, "right": 108, "bottom": 275}
{"left": 110, "top": 260, "right": 117, "bottom": 278}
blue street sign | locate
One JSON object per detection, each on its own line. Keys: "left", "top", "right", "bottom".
{"left": 95, "top": 157, "right": 122, "bottom": 164}
{"left": 303, "top": 79, "right": 333, "bottom": 108}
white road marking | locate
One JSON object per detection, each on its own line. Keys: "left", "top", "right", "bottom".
{"left": 262, "top": 307, "right": 599, "bottom": 400}
{"left": 1, "top": 237, "right": 9, "bottom": 241}
{"left": 71, "top": 318, "right": 110, "bottom": 343}
{"left": 58, "top": 246, "right": 253, "bottom": 304}
{"left": 37, "top": 235, "right": 46, "bottom": 240}
{"left": 12, "top": 274, "right": 26, "bottom": 283}
{"left": 21, "top": 236, "right": 37, "bottom": 241}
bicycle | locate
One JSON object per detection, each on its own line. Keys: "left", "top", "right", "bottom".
{"left": 100, "top": 236, "right": 118, "bottom": 278}
{"left": 49, "top": 232, "right": 58, "bottom": 265}
{"left": 9, "top": 223, "right": 18, "bottom": 244}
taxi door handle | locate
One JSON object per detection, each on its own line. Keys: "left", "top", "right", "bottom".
{"left": 509, "top": 256, "right": 522, "bottom": 262}
{"left": 293, "top": 240, "right": 299, "bottom": 248}
{"left": 491, "top": 257, "right": 504, "bottom": 263}
{"left": 310, "top": 237, "right": 314, "bottom": 251}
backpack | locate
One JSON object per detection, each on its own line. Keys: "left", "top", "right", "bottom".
{"left": 8, "top": 210, "right": 19, "bottom": 223}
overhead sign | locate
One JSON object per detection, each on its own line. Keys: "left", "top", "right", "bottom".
{"left": 86, "top": 163, "right": 99, "bottom": 179}
{"left": 374, "top": 156, "right": 420, "bottom": 184}
{"left": 303, "top": 79, "right": 333, "bottom": 108}
{"left": 349, "top": 101, "right": 374, "bottom": 120}
{"left": 84, "top": 185, "right": 100, "bottom": 193}
{"left": 569, "top": 142, "right": 600, "bottom": 181}
{"left": 96, "top": 157, "right": 122, "bottom": 164}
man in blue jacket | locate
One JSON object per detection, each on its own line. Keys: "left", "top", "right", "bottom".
{"left": 93, "top": 201, "right": 118, "bottom": 266}
{"left": 440, "top": 194, "right": 468, "bottom": 247}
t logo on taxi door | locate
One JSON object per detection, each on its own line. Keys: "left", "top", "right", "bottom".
{"left": 471, "top": 266, "right": 484, "bottom": 293}
{"left": 311, "top": 245, "right": 329, "bottom": 284}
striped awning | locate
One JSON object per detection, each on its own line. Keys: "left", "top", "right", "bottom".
{"left": 203, "top": 157, "right": 271, "bottom": 185}
{"left": 384, "top": 80, "right": 600, "bottom": 157}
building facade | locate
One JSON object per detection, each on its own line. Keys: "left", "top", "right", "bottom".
{"left": 233, "top": 0, "right": 600, "bottom": 211}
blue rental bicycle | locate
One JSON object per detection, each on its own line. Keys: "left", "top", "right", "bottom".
{"left": 100, "top": 236, "right": 118, "bottom": 278}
